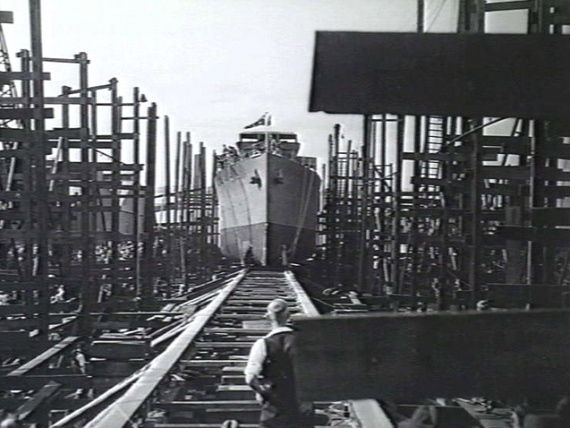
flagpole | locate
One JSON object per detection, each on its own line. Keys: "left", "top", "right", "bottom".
{"left": 264, "top": 112, "right": 271, "bottom": 153}
{"left": 265, "top": 112, "right": 270, "bottom": 153}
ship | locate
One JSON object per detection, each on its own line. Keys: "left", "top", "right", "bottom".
{"left": 214, "top": 125, "right": 321, "bottom": 266}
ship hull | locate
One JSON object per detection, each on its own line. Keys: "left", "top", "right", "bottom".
{"left": 215, "top": 153, "right": 320, "bottom": 266}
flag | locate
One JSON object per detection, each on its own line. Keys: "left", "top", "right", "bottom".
{"left": 244, "top": 112, "right": 271, "bottom": 129}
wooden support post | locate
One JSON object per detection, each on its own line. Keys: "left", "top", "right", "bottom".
{"left": 77, "top": 51, "right": 95, "bottom": 337}
{"left": 505, "top": 206, "right": 523, "bottom": 284}
{"left": 164, "top": 115, "right": 172, "bottom": 295}
{"left": 132, "top": 87, "right": 143, "bottom": 296}
{"left": 110, "top": 79, "right": 121, "bottom": 296}
{"left": 140, "top": 103, "right": 157, "bottom": 310}
{"left": 29, "top": 0, "right": 50, "bottom": 344}
{"left": 330, "top": 125, "right": 341, "bottom": 287}
{"left": 356, "top": 115, "right": 372, "bottom": 293}
{"left": 468, "top": 120, "right": 482, "bottom": 308}
{"left": 528, "top": 120, "right": 546, "bottom": 284}
{"left": 57, "top": 86, "right": 73, "bottom": 283}
{"left": 392, "top": 116, "right": 404, "bottom": 293}
{"left": 198, "top": 143, "right": 208, "bottom": 278}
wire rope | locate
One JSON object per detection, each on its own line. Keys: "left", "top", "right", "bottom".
{"left": 291, "top": 164, "right": 317, "bottom": 257}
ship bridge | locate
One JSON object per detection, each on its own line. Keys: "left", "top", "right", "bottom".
{"left": 237, "top": 126, "right": 301, "bottom": 159}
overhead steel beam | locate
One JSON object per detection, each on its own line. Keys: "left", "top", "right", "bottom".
{"left": 310, "top": 32, "right": 570, "bottom": 120}
{"left": 295, "top": 309, "right": 570, "bottom": 401}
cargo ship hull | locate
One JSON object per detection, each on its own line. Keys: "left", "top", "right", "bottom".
{"left": 215, "top": 152, "right": 320, "bottom": 266}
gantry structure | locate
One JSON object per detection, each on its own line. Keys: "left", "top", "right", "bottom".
{"left": 316, "top": 0, "right": 570, "bottom": 312}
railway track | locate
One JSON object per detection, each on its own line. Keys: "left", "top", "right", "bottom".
{"left": 50, "top": 269, "right": 388, "bottom": 428}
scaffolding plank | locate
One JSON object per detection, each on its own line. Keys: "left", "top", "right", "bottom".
{"left": 0, "top": 319, "right": 41, "bottom": 329}
{"left": 415, "top": 151, "right": 497, "bottom": 161}
{"left": 0, "top": 11, "right": 14, "bottom": 23}
{"left": 0, "top": 108, "right": 54, "bottom": 120}
{"left": 0, "top": 71, "right": 51, "bottom": 82}
{"left": 95, "top": 133, "right": 136, "bottom": 140}
{"left": 486, "top": 284, "right": 569, "bottom": 307}
{"left": 0, "top": 230, "right": 42, "bottom": 241}
{"left": 93, "top": 182, "right": 139, "bottom": 190}
{"left": 495, "top": 226, "right": 570, "bottom": 244}
{"left": 0, "top": 332, "right": 31, "bottom": 350}
{"left": 413, "top": 207, "right": 466, "bottom": 216}
{"left": 485, "top": 184, "right": 570, "bottom": 198}
{"left": 399, "top": 233, "right": 466, "bottom": 245}
{"left": 89, "top": 341, "right": 149, "bottom": 359}
{"left": 45, "top": 170, "right": 83, "bottom": 179}
{"left": 7, "top": 336, "right": 80, "bottom": 377}
{"left": 481, "top": 136, "right": 531, "bottom": 155}
{"left": 482, "top": 185, "right": 521, "bottom": 196}
{"left": 410, "top": 177, "right": 468, "bottom": 189}
{"left": 481, "top": 165, "right": 531, "bottom": 180}
{"left": 486, "top": 183, "right": 527, "bottom": 197}
{"left": 531, "top": 208, "right": 570, "bottom": 226}
{"left": 310, "top": 32, "right": 570, "bottom": 119}
{"left": 0, "top": 97, "right": 91, "bottom": 105}
{"left": 484, "top": 1, "right": 533, "bottom": 11}
{"left": 402, "top": 152, "right": 467, "bottom": 162}
{"left": 92, "top": 321, "right": 132, "bottom": 330}
{"left": 543, "top": 186, "right": 570, "bottom": 198}
{"left": 0, "top": 128, "right": 31, "bottom": 141}
{"left": 48, "top": 128, "right": 89, "bottom": 138}
{"left": 0, "top": 282, "right": 40, "bottom": 291}
{"left": 0, "top": 128, "right": 88, "bottom": 142}
{"left": 0, "top": 304, "right": 43, "bottom": 316}
{"left": 48, "top": 141, "right": 113, "bottom": 149}
{"left": 542, "top": 168, "right": 570, "bottom": 181}
{"left": 0, "top": 150, "right": 27, "bottom": 158}
{"left": 542, "top": 141, "right": 570, "bottom": 159}
{"left": 0, "top": 397, "right": 89, "bottom": 410}
{"left": 295, "top": 309, "right": 570, "bottom": 401}
{"left": 0, "top": 210, "right": 26, "bottom": 220}
{"left": 14, "top": 381, "right": 61, "bottom": 420}
{"left": 0, "top": 375, "right": 88, "bottom": 390}
{"left": 553, "top": 14, "right": 570, "bottom": 25}
{"left": 64, "top": 163, "right": 139, "bottom": 172}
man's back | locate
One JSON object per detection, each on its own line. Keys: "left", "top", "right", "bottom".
{"left": 244, "top": 298, "right": 313, "bottom": 428}
{"left": 262, "top": 330, "right": 298, "bottom": 408}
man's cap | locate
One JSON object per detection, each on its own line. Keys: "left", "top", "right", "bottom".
{"left": 476, "top": 299, "right": 490, "bottom": 310}
{"left": 264, "top": 298, "right": 289, "bottom": 318}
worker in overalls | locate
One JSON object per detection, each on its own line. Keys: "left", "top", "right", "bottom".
{"left": 244, "top": 298, "right": 313, "bottom": 428}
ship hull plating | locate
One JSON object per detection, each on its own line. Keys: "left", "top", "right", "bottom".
{"left": 215, "top": 153, "right": 320, "bottom": 266}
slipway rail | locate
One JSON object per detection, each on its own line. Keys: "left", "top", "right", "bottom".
{"left": 52, "top": 269, "right": 390, "bottom": 428}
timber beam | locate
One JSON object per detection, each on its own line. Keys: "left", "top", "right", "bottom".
{"left": 295, "top": 309, "right": 570, "bottom": 401}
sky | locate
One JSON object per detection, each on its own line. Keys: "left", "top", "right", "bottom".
{"left": 0, "top": 0, "right": 465, "bottom": 170}
{"left": 1, "top": 0, "right": 533, "bottom": 188}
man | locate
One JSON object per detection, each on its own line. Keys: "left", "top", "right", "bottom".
{"left": 244, "top": 298, "right": 313, "bottom": 428}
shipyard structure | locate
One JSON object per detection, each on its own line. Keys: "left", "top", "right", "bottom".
{"left": 0, "top": 1, "right": 568, "bottom": 428}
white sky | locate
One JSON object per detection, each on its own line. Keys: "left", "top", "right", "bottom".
{"left": 1, "top": 1, "right": 463, "bottom": 164}
{"left": 2, "top": 0, "right": 528, "bottom": 186}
